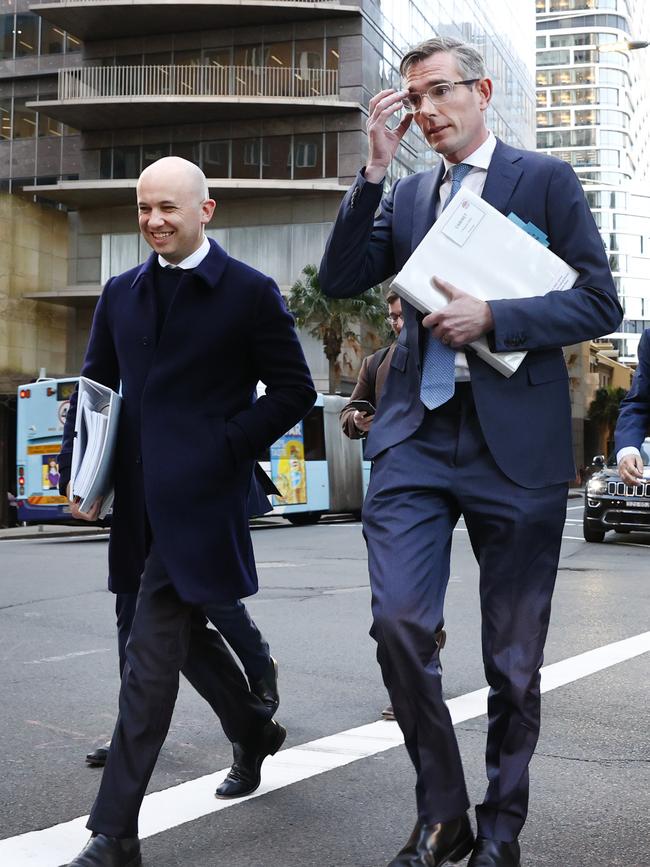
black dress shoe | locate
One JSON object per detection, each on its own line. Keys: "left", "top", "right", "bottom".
{"left": 86, "top": 741, "right": 111, "bottom": 767}
{"left": 386, "top": 821, "right": 421, "bottom": 866}
{"left": 250, "top": 656, "right": 279, "bottom": 712}
{"left": 65, "top": 833, "right": 141, "bottom": 866}
{"left": 417, "top": 813, "right": 475, "bottom": 866}
{"left": 467, "top": 837, "right": 520, "bottom": 867}
{"left": 215, "top": 719, "right": 286, "bottom": 798}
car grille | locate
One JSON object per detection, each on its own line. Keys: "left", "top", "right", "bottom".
{"left": 603, "top": 509, "right": 650, "bottom": 528}
{"left": 607, "top": 480, "right": 650, "bottom": 497}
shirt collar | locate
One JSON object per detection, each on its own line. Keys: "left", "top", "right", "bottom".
{"left": 441, "top": 130, "right": 496, "bottom": 177}
{"left": 158, "top": 235, "right": 210, "bottom": 270}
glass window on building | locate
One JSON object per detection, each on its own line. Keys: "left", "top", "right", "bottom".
{"left": 204, "top": 48, "right": 231, "bottom": 68}
{"left": 231, "top": 137, "right": 265, "bottom": 179}
{"left": 40, "top": 20, "right": 65, "bottom": 55}
{"left": 262, "top": 41, "right": 292, "bottom": 70}
{"left": 174, "top": 49, "right": 202, "bottom": 66}
{"left": 66, "top": 32, "right": 81, "bottom": 53}
{"left": 295, "top": 39, "right": 324, "bottom": 75}
{"left": 143, "top": 144, "right": 169, "bottom": 167}
{"left": 0, "top": 99, "right": 10, "bottom": 140}
{"left": 537, "top": 49, "right": 570, "bottom": 67}
{"left": 327, "top": 39, "right": 339, "bottom": 71}
{"left": 293, "top": 134, "right": 322, "bottom": 180}
{"left": 170, "top": 140, "right": 200, "bottom": 163}
{"left": 203, "top": 140, "right": 229, "bottom": 177}
{"left": 325, "top": 131, "right": 338, "bottom": 178}
{"left": 38, "top": 114, "right": 63, "bottom": 137}
{"left": 12, "top": 101, "right": 37, "bottom": 139}
{"left": 99, "top": 148, "right": 112, "bottom": 179}
{"left": 264, "top": 134, "right": 291, "bottom": 180}
{"left": 14, "top": 14, "right": 37, "bottom": 58}
{"left": 234, "top": 44, "right": 262, "bottom": 67}
{"left": 113, "top": 145, "right": 141, "bottom": 178}
{"left": 0, "top": 13, "right": 14, "bottom": 60}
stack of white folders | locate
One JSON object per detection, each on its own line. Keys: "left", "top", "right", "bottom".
{"left": 391, "top": 187, "right": 579, "bottom": 377}
{"left": 69, "top": 376, "right": 121, "bottom": 519}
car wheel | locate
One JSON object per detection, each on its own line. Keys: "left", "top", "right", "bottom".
{"left": 583, "top": 518, "right": 605, "bottom": 543}
{"left": 286, "top": 512, "right": 322, "bottom": 526}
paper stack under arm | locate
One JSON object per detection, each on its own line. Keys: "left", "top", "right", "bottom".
{"left": 391, "top": 187, "right": 578, "bottom": 377}
{"left": 70, "top": 376, "right": 121, "bottom": 519}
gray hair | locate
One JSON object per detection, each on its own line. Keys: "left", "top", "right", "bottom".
{"left": 399, "top": 37, "right": 487, "bottom": 80}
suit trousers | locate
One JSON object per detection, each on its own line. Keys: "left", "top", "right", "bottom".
{"left": 88, "top": 546, "right": 270, "bottom": 837}
{"left": 115, "top": 593, "right": 271, "bottom": 682}
{"left": 362, "top": 384, "right": 567, "bottom": 841}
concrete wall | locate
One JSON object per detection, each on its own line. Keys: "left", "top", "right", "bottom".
{"left": 0, "top": 194, "right": 70, "bottom": 391}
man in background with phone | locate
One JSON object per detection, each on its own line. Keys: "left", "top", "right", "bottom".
{"left": 340, "top": 290, "right": 403, "bottom": 438}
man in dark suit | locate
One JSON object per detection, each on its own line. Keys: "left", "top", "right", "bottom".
{"left": 320, "top": 37, "right": 621, "bottom": 867}
{"left": 615, "top": 329, "right": 650, "bottom": 484}
{"left": 60, "top": 156, "right": 316, "bottom": 867}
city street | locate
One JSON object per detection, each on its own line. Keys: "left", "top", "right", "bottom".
{"left": 0, "top": 499, "right": 648, "bottom": 867}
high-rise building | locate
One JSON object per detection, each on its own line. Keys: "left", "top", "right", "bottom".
{"left": 1, "top": 0, "right": 536, "bottom": 390}
{"left": 536, "top": 0, "right": 650, "bottom": 364}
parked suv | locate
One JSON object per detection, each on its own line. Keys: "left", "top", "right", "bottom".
{"left": 583, "top": 438, "right": 650, "bottom": 542}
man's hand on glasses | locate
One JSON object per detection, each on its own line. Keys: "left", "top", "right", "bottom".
{"left": 365, "top": 89, "right": 413, "bottom": 184}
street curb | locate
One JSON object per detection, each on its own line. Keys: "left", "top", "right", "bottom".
{"left": 0, "top": 526, "right": 109, "bottom": 541}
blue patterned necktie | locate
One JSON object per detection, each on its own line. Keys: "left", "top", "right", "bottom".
{"left": 419, "top": 162, "right": 473, "bottom": 410}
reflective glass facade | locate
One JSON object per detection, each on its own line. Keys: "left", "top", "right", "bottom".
{"left": 536, "top": 0, "right": 650, "bottom": 362}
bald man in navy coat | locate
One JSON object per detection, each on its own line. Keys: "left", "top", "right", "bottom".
{"left": 61, "top": 156, "right": 315, "bottom": 867}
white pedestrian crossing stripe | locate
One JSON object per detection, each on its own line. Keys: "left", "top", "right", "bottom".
{"left": 1, "top": 632, "right": 648, "bottom": 866}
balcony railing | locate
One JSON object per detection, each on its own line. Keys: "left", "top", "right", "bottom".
{"left": 57, "top": 65, "right": 340, "bottom": 101}
{"left": 43, "top": 0, "right": 343, "bottom": 5}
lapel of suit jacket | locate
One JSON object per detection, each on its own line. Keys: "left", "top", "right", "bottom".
{"left": 481, "top": 138, "right": 524, "bottom": 215}
{"left": 411, "top": 160, "right": 445, "bottom": 253}
{"left": 130, "top": 250, "right": 157, "bottom": 329}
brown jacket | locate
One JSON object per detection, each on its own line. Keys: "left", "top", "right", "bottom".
{"left": 340, "top": 342, "right": 396, "bottom": 439}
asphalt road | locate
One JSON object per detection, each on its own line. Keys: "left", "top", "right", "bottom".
{"left": 0, "top": 500, "right": 648, "bottom": 867}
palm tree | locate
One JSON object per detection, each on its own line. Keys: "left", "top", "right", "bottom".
{"left": 287, "top": 264, "right": 389, "bottom": 394}
{"left": 587, "top": 386, "right": 628, "bottom": 455}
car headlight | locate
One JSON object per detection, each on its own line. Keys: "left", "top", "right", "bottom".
{"left": 587, "top": 478, "right": 607, "bottom": 495}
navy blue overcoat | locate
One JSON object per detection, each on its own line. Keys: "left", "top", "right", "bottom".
{"left": 59, "top": 239, "right": 316, "bottom": 603}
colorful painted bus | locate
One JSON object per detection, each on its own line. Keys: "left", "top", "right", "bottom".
{"left": 15, "top": 377, "right": 77, "bottom": 523}
{"left": 15, "top": 380, "right": 368, "bottom": 525}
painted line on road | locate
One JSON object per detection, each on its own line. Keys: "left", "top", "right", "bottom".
{"left": 1, "top": 632, "right": 649, "bottom": 866}
{"left": 24, "top": 649, "right": 110, "bottom": 665}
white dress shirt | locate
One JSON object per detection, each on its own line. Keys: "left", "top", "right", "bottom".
{"left": 434, "top": 131, "right": 497, "bottom": 381}
{"left": 158, "top": 235, "right": 210, "bottom": 270}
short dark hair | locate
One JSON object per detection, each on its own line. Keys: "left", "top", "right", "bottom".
{"left": 399, "top": 37, "right": 487, "bottom": 80}
{"left": 386, "top": 290, "right": 400, "bottom": 305}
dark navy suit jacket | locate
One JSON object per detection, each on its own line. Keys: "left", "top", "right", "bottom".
{"left": 614, "top": 328, "right": 650, "bottom": 453}
{"left": 320, "top": 139, "right": 622, "bottom": 488}
{"left": 59, "top": 239, "right": 316, "bottom": 603}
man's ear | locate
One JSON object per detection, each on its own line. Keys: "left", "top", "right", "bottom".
{"left": 478, "top": 77, "right": 493, "bottom": 110}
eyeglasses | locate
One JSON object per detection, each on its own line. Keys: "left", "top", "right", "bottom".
{"left": 386, "top": 313, "right": 403, "bottom": 324}
{"left": 400, "top": 79, "right": 479, "bottom": 112}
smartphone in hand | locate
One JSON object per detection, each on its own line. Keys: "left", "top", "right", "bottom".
{"left": 347, "top": 399, "right": 376, "bottom": 416}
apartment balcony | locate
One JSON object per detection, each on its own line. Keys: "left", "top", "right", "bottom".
{"left": 30, "top": 0, "right": 361, "bottom": 41}
{"left": 27, "top": 64, "right": 358, "bottom": 129}
{"left": 22, "top": 176, "right": 349, "bottom": 207}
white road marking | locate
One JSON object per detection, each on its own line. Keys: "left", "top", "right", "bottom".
{"left": 23, "top": 649, "right": 110, "bottom": 665}
{"left": 2, "top": 632, "right": 648, "bottom": 866}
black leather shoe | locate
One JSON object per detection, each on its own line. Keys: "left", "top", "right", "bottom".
{"left": 215, "top": 719, "right": 286, "bottom": 798}
{"left": 417, "top": 813, "right": 475, "bottom": 866}
{"left": 65, "top": 833, "right": 141, "bottom": 866}
{"left": 250, "top": 656, "right": 279, "bottom": 712}
{"left": 386, "top": 821, "right": 421, "bottom": 866}
{"left": 468, "top": 837, "right": 521, "bottom": 866}
{"left": 86, "top": 741, "right": 111, "bottom": 767}
{"left": 381, "top": 704, "right": 396, "bottom": 720}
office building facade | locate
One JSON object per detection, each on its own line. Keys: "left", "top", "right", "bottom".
{"left": 0, "top": 0, "right": 536, "bottom": 394}
{"left": 536, "top": 0, "right": 650, "bottom": 364}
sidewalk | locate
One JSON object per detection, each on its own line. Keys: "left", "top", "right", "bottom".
{"left": 1, "top": 491, "right": 584, "bottom": 541}
{"left": 0, "top": 523, "right": 109, "bottom": 541}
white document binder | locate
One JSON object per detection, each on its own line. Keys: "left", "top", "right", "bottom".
{"left": 391, "top": 187, "right": 579, "bottom": 377}
{"left": 70, "top": 376, "right": 121, "bottom": 519}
